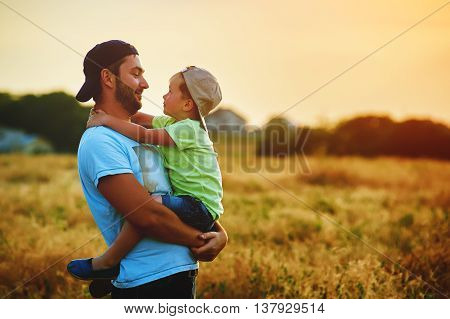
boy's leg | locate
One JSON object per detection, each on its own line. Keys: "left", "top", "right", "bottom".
{"left": 91, "top": 221, "right": 142, "bottom": 270}
{"left": 91, "top": 195, "right": 162, "bottom": 270}
{"left": 161, "top": 195, "right": 215, "bottom": 233}
{"left": 89, "top": 279, "right": 114, "bottom": 298}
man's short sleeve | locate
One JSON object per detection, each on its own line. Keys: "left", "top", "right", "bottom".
{"left": 152, "top": 115, "right": 176, "bottom": 129}
{"left": 79, "top": 130, "right": 133, "bottom": 187}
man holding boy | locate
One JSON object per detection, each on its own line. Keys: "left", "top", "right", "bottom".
{"left": 75, "top": 40, "right": 227, "bottom": 298}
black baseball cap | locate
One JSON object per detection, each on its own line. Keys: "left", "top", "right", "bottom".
{"left": 76, "top": 40, "right": 139, "bottom": 102}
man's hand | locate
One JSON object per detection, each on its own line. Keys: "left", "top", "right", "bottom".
{"left": 87, "top": 109, "right": 110, "bottom": 128}
{"left": 191, "top": 226, "right": 228, "bottom": 262}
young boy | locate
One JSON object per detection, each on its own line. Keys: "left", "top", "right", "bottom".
{"left": 67, "top": 66, "right": 223, "bottom": 284}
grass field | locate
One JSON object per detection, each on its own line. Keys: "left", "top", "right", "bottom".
{"left": 0, "top": 152, "right": 448, "bottom": 298}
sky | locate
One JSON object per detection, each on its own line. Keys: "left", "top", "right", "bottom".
{"left": 0, "top": 0, "right": 449, "bottom": 126}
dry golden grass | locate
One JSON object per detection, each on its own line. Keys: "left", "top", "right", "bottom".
{"left": 0, "top": 153, "right": 448, "bottom": 298}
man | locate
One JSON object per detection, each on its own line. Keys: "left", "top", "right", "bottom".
{"left": 75, "top": 40, "right": 227, "bottom": 298}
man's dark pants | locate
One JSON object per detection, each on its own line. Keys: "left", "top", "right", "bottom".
{"left": 111, "top": 270, "right": 197, "bottom": 299}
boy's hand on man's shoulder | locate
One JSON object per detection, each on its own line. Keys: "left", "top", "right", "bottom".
{"left": 86, "top": 109, "right": 110, "bottom": 129}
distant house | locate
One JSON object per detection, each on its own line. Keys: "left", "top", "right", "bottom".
{"left": 205, "top": 108, "right": 247, "bottom": 133}
{"left": 263, "top": 116, "right": 297, "bottom": 130}
{"left": 0, "top": 127, "right": 53, "bottom": 154}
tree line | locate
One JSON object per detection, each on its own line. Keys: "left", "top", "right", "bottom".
{"left": 0, "top": 92, "right": 90, "bottom": 153}
{"left": 0, "top": 91, "right": 449, "bottom": 159}
{"left": 257, "top": 116, "right": 450, "bottom": 160}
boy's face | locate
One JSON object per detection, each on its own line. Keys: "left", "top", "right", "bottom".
{"left": 163, "top": 74, "right": 189, "bottom": 119}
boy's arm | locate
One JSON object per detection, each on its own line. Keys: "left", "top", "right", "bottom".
{"left": 87, "top": 111, "right": 176, "bottom": 146}
{"left": 107, "top": 118, "right": 175, "bottom": 146}
{"left": 131, "top": 112, "right": 154, "bottom": 129}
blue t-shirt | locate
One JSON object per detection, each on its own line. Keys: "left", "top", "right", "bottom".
{"left": 77, "top": 126, "right": 198, "bottom": 288}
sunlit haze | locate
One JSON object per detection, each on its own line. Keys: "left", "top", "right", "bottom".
{"left": 1, "top": 0, "right": 449, "bottom": 126}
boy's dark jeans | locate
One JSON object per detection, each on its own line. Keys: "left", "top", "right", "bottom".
{"left": 161, "top": 194, "right": 215, "bottom": 232}
{"left": 111, "top": 270, "right": 197, "bottom": 299}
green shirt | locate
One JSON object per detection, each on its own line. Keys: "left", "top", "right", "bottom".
{"left": 152, "top": 115, "right": 223, "bottom": 220}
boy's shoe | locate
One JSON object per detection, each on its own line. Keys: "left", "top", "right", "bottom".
{"left": 67, "top": 258, "right": 120, "bottom": 280}
{"left": 89, "top": 279, "right": 113, "bottom": 298}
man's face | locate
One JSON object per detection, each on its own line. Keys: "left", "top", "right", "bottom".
{"left": 115, "top": 55, "right": 149, "bottom": 114}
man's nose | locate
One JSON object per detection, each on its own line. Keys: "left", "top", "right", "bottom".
{"left": 141, "top": 77, "right": 149, "bottom": 89}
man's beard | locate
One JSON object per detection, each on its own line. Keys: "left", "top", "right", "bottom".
{"left": 115, "top": 80, "right": 141, "bottom": 114}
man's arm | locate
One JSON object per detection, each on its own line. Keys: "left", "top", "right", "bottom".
{"left": 97, "top": 173, "right": 204, "bottom": 247}
{"left": 131, "top": 112, "right": 154, "bottom": 128}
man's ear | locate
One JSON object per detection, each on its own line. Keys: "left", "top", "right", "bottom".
{"left": 100, "top": 69, "right": 115, "bottom": 89}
